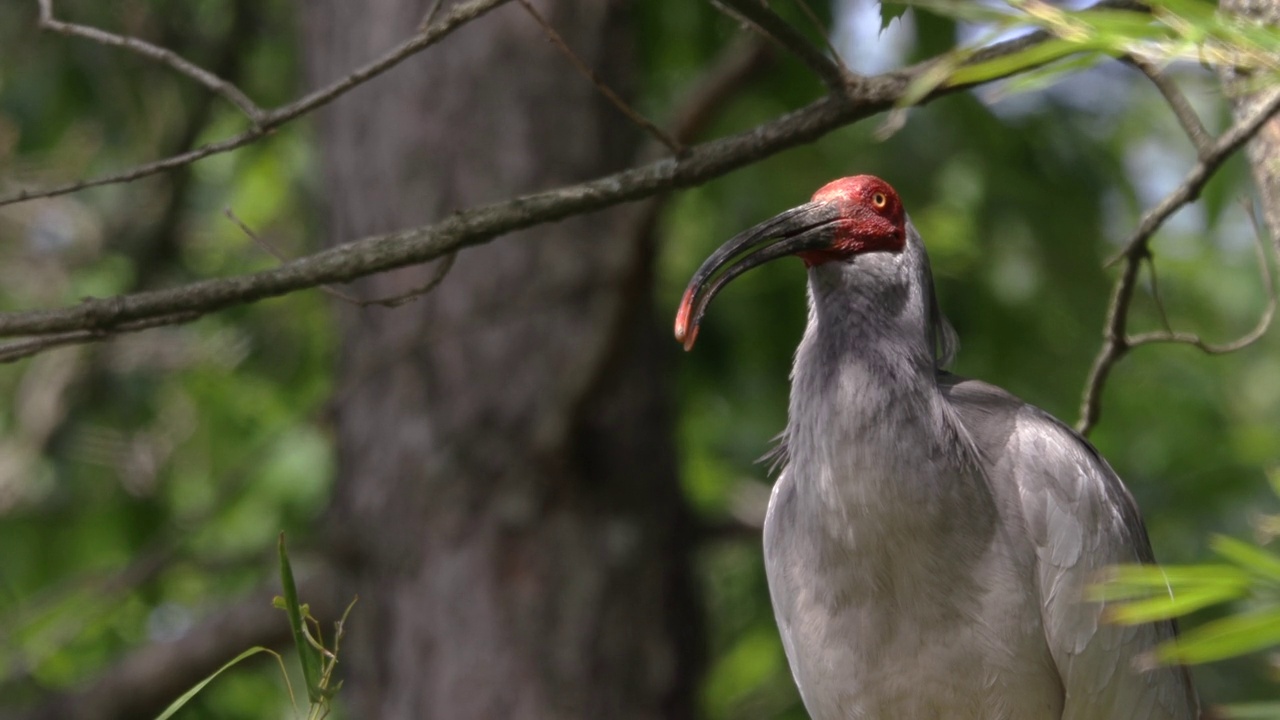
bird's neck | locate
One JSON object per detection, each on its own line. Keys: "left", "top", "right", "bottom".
{"left": 784, "top": 272, "right": 973, "bottom": 538}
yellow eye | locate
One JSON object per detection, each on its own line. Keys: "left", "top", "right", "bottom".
{"left": 872, "top": 192, "right": 887, "bottom": 209}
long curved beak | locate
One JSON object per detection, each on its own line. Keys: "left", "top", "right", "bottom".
{"left": 674, "top": 201, "right": 839, "bottom": 351}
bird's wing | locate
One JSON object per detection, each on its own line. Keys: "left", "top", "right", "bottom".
{"left": 943, "top": 377, "right": 1198, "bottom": 720}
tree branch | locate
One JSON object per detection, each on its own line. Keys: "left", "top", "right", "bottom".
{"left": 1076, "top": 86, "right": 1280, "bottom": 435}
{"left": 517, "top": 0, "right": 681, "bottom": 154}
{"left": 1127, "top": 207, "right": 1277, "bottom": 354}
{"left": 1, "top": 0, "right": 511, "bottom": 208}
{"left": 1127, "top": 56, "right": 1213, "bottom": 157}
{"left": 0, "top": 312, "right": 201, "bottom": 363}
{"left": 714, "top": 0, "right": 853, "bottom": 91}
{"left": 36, "top": 0, "right": 265, "bottom": 124}
{"left": 0, "top": 26, "right": 1097, "bottom": 350}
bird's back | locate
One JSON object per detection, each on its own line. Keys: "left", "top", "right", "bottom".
{"left": 941, "top": 374, "right": 1198, "bottom": 720}
{"left": 764, "top": 368, "right": 1197, "bottom": 720}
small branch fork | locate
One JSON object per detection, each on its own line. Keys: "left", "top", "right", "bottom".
{"left": 1075, "top": 70, "right": 1280, "bottom": 435}
{"left": 36, "top": 0, "right": 265, "bottom": 124}
{"left": 7, "top": 0, "right": 1276, "bottom": 379}
{"left": 0, "top": 5, "right": 1100, "bottom": 358}
{"left": 2, "top": 0, "right": 511, "bottom": 208}
{"left": 222, "top": 209, "right": 457, "bottom": 310}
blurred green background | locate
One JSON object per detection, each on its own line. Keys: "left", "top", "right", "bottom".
{"left": 1, "top": 0, "right": 1278, "bottom": 717}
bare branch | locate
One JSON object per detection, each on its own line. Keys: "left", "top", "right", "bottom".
{"left": 36, "top": 0, "right": 265, "bottom": 124}
{"left": 1077, "top": 249, "right": 1143, "bottom": 436}
{"left": 1, "top": 0, "right": 511, "bottom": 208}
{"left": 517, "top": 0, "right": 682, "bottom": 155}
{"left": 1127, "top": 56, "right": 1212, "bottom": 157}
{"left": 225, "top": 208, "right": 457, "bottom": 309}
{"left": 419, "top": 0, "right": 447, "bottom": 31}
{"left": 714, "top": 0, "right": 854, "bottom": 91}
{"left": 359, "top": 253, "right": 458, "bottom": 309}
{"left": 1107, "top": 88, "right": 1280, "bottom": 267}
{"left": 0, "top": 312, "right": 201, "bottom": 364}
{"left": 1077, "top": 88, "right": 1280, "bottom": 434}
{"left": 224, "top": 207, "right": 365, "bottom": 306}
{"left": 1128, "top": 206, "right": 1277, "bottom": 353}
{"left": 0, "top": 29, "right": 1076, "bottom": 345}
{"left": 0, "top": 9, "right": 1135, "bottom": 357}
{"left": 789, "top": 0, "right": 853, "bottom": 78}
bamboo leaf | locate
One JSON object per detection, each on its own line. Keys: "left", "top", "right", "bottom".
{"left": 1106, "top": 583, "right": 1248, "bottom": 625}
{"left": 280, "top": 532, "right": 324, "bottom": 703}
{"left": 1094, "top": 564, "right": 1251, "bottom": 600}
{"left": 154, "top": 647, "right": 289, "bottom": 720}
{"left": 1212, "top": 534, "right": 1280, "bottom": 582}
{"left": 1155, "top": 608, "right": 1280, "bottom": 665}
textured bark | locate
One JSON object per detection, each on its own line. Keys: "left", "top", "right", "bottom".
{"left": 300, "top": 1, "right": 701, "bottom": 718}
{"left": 1218, "top": 0, "right": 1280, "bottom": 246}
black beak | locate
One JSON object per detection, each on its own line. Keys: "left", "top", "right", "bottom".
{"left": 674, "top": 202, "right": 838, "bottom": 351}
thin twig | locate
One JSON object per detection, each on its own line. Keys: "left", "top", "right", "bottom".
{"left": 1107, "top": 87, "right": 1280, "bottom": 267}
{"left": 516, "top": 0, "right": 681, "bottom": 155}
{"left": 0, "top": 312, "right": 200, "bottom": 363}
{"left": 418, "top": 0, "right": 447, "bottom": 31}
{"left": 359, "top": 253, "right": 458, "bottom": 308}
{"left": 790, "top": 0, "right": 853, "bottom": 77}
{"left": 714, "top": 0, "right": 853, "bottom": 92}
{"left": 1128, "top": 204, "right": 1277, "bottom": 354}
{"left": 0, "top": 0, "right": 511, "bottom": 209}
{"left": 1127, "top": 55, "right": 1212, "bottom": 157}
{"left": 225, "top": 208, "right": 457, "bottom": 309}
{"left": 1145, "top": 256, "right": 1176, "bottom": 333}
{"left": 1077, "top": 88, "right": 1280, "bottom": 434}
{"left": 0, "top": 13, "right": 1124, "bottom": 346}
{"left": 37, "top": 0, "right": 264, "bottom": 124}
{"left": 224, "top": 208, "right": 365, "bottom": 306}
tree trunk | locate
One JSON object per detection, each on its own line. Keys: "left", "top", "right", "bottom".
{"left": 299, "top": 1, "right": 701, "bottom": 717}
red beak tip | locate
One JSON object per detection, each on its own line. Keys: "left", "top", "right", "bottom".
{"left": 681, "top": 326, "right": 699, "bottom": 352}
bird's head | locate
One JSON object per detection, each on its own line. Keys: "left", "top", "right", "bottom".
{"left": 674, "top": 175, "right": 911, "bottom": 351}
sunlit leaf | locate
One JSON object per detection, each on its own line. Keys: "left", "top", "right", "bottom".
{"left": 1094, "top": 564, "right": 1251, "bottom": 600}
{"left": 1106, "top": 583, "right": 1248, "bottom": 625}
{"left": 1155, "top": 608, "right": 1280, "bottom": 665}
{"left": 1212, "top": 535, "right": 1280, "bottom": 582}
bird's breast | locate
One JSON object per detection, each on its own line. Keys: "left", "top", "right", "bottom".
{"left": 764, "top": 468, "right": 1061, "bottom": 720}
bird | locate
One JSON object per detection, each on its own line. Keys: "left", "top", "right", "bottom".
{"left": 673, "top": 175, "right": 1199, "bottom": 720}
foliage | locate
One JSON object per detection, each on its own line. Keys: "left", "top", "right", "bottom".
{"left": 0, "top": 0, "right": 1277, "bottom": 717}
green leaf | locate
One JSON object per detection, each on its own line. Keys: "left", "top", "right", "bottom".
{"left": 1213, "top": 534, "right": 1280, "bottom": 581}
{"left": 1093, "top": 564, "right": 1251, "bottom": 600}
{"left": 153, "top": 646, "right": 289, "bottom": 720}
{"left": 1156, "top": 608, "right": 1280, "bottom": 665}
{"left": 880, "top": 0, "right": 910, "bottom": 31}
{"left": 988, "top": 52, "right": 1106, "bottom": 99}
{"left": 1220, "top": 701, "right": 1280, "bottom": 720}
{"left": 279, "top": 532, "right": 323, "bottom": 703}
{"left": 1106, "top": 583, "right": 1248, "bottom": 624}
{"left": 946, "top": 38, "right": 1082, "bottom": 88}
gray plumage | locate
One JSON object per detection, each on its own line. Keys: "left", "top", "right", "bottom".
{"left": 675, "top": 176, "right": 1199, "bottom": 720}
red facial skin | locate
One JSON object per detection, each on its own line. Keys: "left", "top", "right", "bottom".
{"left": 799, "top": 175, "right": 907, "bottom": 267}
{"left": 674, "top": 176, "right": 908, "bottom": 350}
